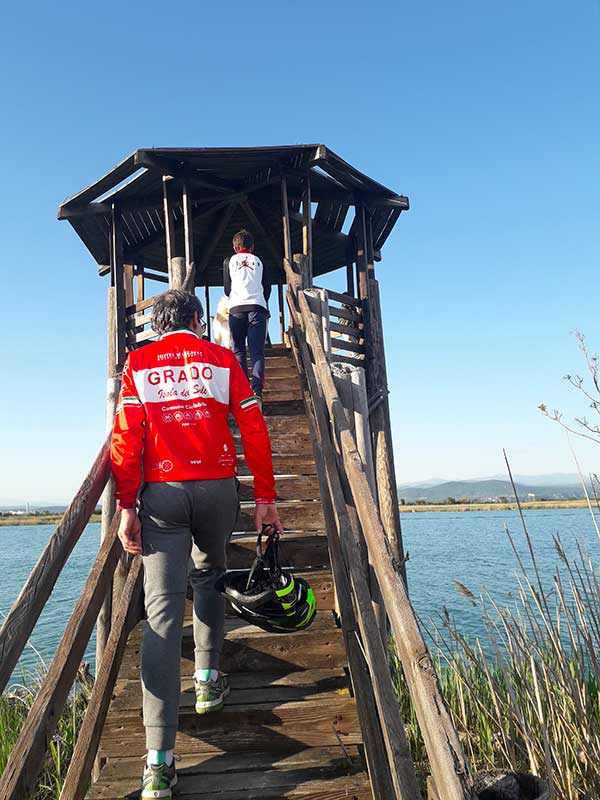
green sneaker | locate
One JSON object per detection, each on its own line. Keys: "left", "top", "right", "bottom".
{"left": 141, "top": 761, "right": 177, "bottom": 799}
{"left": 195, "top": 673, "right": 230, "bottom": 714}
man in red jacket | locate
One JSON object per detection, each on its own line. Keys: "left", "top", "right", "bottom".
{"left": 110, "top": 289, "right": 282, "bottom": 799}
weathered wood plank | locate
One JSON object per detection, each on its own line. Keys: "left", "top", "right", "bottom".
{"left": 107, "top": 670, "right": 349, "bottom": 713}
{"left": 236, "top": 453, "right": 316, "bottom": 476}
{"left": 323, "top": 289, "right": 362, "bottom": 308}
{"left": 328, "top": 306, "right": 361, "bottom": 324}
{"left": 236, "top": 502, "right": 324, "bottom": 532}
{"left": 0, "top": 439, "right": 111, "bottom": 695}
{"left": 228, "top": 532, "right": 329, "bottom": 570}
{"left": 0, "top": 514, "right": 122, "bottom": 800}
{"left": 99, "top": 695, "right": 361, "bottom": 757}
{"left": 92, "top": 745, "right": 363, "bottom": 781}
{"left": 236, "top": 474, "right": 320, "bottom": 501}
{"left": 235, "top": 434, "right": 314, "bottom": 456}
{"left": 90, "top": 776, "right": 371, "bottom": 800}
{"left": 119, "top": 619, "right": 346, "bottom": 678}
{"left": 231, "top": 414, "right": 309, "bottom": 436}
{"left": 89, "top": 772, "right": 370, "bottom": 799}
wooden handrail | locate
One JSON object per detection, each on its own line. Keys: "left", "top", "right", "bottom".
{"left": 285, "top": 269, "right": 476, "bottom": 800}
{"left": 0, "top": 512, "right": 122, "bottom": 800}
{"left": 60, "top": 555, "right": 142, "bottom": 800}
{"left": 289, "top": 322, "right": 420, "bottom": 799}
{"left": 0, "top": 437, "right": 111, "bottom": 695}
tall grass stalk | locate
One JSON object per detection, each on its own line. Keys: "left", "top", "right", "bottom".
{"left": 392, "top": 525, "right": 600, "bottom": 800}
{"left": 0, "top": 667, "right": 91, "bottom": 799}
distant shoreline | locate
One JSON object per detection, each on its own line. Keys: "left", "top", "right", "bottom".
{"left": 400, "top": 499, "right": 590, "bottom": 513}
{"left": 0, "top": 513, "right": 102, "bottom": 527}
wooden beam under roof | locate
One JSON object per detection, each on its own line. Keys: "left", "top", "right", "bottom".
{"left": 134, "top": 151, "right": 234, "bottom": 193}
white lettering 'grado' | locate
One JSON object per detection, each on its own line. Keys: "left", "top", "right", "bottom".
{"left": 133, "top": 362, "right": 230, "bottom": 405}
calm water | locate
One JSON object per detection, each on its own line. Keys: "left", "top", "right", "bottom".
{"left": 1, "top": 508, "right": 599, "bottom": 680}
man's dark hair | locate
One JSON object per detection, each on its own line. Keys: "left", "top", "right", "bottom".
{"left": 232, "top": 229, "right": 254, "bottom": 251}
{"left": 151, "top": 290, "right": 204, "bottom": 335}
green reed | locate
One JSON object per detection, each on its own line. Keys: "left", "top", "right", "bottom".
{"left": 0, "top": 668, "right": 91, "bottom": 800}
{"left": 392, "top": 522, "right": 600, "bottom": 800}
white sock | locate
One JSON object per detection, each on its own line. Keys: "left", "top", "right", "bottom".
{"left": 147, "top": 749, "right": 174, "bottom": 767}
{"left": 195, "top": 668, "right": 219, "bottom": 682}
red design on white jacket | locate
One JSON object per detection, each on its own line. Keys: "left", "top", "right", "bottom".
{"left": 110, "top": 330, "right": 275, "bottom": 508}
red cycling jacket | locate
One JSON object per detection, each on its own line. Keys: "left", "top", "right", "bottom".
{"left": 110, "top": 330, "right": 275, "bottom": 508}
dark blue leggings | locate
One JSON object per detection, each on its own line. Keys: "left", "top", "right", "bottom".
{"left": 229, "top": 309, "right": 267, "bottom": 394}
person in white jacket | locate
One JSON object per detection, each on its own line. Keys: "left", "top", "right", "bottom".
{"left": 223, "top": 229, "right": 271, "bottom": 405}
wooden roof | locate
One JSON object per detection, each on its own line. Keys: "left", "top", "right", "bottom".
{"left": 58, "top": 145, "right": 409, "bottom": 285}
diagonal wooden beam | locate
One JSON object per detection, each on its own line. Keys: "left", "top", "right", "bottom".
{"left": 196, "top": 202, "right": 237, "bottom": 277}
{"left": 134, "top": 151, "right": 233, "bottom": 193}
{"left": 240, "top": 201, "right": 283, "bottom": 269}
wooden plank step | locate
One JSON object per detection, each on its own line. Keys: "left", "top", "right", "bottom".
{"left": 236, "top": 501, "right": 324, "bottom": 532}
{"left": 99, "top": 694, "right": 362, "bottom": 757}
{"left": 119, "top": 615, "right": 346, "bottom": 678}
{"left": 261, "top": 399, "right": 305, "bottom": 417}
{"left": 90, "top": 771, "right": 371, "bottom": 799}
{"left": 235, "top": 434, "right": 314, "bottom": 456}
{"left": 108, "top": 669, "right": 350, "bottom": 713}
{"left": 228, "top": 532, "right": 330, "bottom": 571}
{"left": 230, "top": 415, "right": 309, "bottom": 436}
{"left": 237, "top": 453, "right": 316, "bottom": 476}
{"left": 236, "top": 474, "right": 320, "bottom": 501}
{"left": 92, "top": 746, "right": 364, "bottom": 781}
{"left": 262, "top": 387, "right": 303, "bottom": 402}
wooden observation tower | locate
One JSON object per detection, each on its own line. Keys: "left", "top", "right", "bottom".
{"left": 0, "top": 146, "right": 477, "bottom": 800}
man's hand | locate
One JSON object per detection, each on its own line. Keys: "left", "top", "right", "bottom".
{"left": 117, "top": 508, "right": 142, "bottom": 555}
{"left": 254, "top": 502, "right": 283, "bottom": 534}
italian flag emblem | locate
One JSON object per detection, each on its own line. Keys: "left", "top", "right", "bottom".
{"left": 240, "top": 396, "right": 259, "bottom": 412}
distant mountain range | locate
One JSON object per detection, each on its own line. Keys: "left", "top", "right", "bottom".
{"left": 397, "top": 474, "right": 589, "bottom": 503}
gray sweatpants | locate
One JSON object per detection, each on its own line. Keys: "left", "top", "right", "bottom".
{"left": 139, "top": 478, "right": 239, "bottom": 750}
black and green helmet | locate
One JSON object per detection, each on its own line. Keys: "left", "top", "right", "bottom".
{"left": 216, "top": 527, "right": 316, "bottom": 634}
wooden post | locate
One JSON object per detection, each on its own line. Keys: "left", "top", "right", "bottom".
{"left": 355, "top": 199, "right": 407, "bottom": 584}
{"left": 346, "top": 260, "right": 355, "bottom": 297}
{"left": 302, "top": 170, "right": 313, "bottom": 287}
{"left": 97, "top": 288, "right": 119, "bottom": 671}
{"left": 162, "top": 176, "right": 175, "bottom": 273}
{"left": 170, "top": 256, "right": 186, "bottom": 290}
{"left": 111, "top": 206, "right": 126, "bottom": 371}
{"left": 365, "top": 279, "right": 407, "bottom": 585}
{"left": 278, "top": 283, "right": 285, "bottom": 343}
{"left": 182, "top": 181, "right": 196, "bottom": 290}
{"left": 280, "top": 176, "right": 293, "bottom": 277}
{"left": 135, "top": 264, "right": 145, "bottom": 305}
{"left": 355, "top": 200, "right": 369, "bottom": 302}
{"left": 318, "top": 288, "right": 332, "bottom": 360}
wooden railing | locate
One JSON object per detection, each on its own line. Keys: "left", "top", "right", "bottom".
{"left": 0, "top": 443, "right": 142, "bottom": 800}
{"left": 284, "top": 261, "right": 477, "bottom": 800}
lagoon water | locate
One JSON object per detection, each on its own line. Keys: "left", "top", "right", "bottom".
{"left": 2, "top": 507, "right": 599, "bottom": 680}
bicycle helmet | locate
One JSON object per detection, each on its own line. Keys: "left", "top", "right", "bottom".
{"left": 216, "top": 527, "right": 316, "bottom": 634}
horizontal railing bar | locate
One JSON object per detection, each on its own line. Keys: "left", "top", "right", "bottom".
{"left": 329, "top": 321, "right": 363, "bottom": 338}
{"left": 318, "top": 288, "right": 361, "bottom": 307}
{"left": 329, "top": 306, "right": 361, "bottom": 323}
{"left": 125, "top": 311, "right": 152, "bottom": 328}
{"left": 330, "top": 353, "right": 366, "bottom": 367}
{"left": 60, "top": 554, "right": 142, "bottom": 800}
{"left": 331, "top": 339, "right": 365, "bottom": 355}
{"left": 0, "top": 437, "right": 111, "bottom": 695}
{"left": 0, "top": 512, "right": 122, "bottom": 800}
{"left": 125, "top": 296, "right": 156, "bottom": 315}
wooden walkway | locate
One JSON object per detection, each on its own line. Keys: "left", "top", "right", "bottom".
{"left": 89, "top": 346, "right": 373, "bottom": 800}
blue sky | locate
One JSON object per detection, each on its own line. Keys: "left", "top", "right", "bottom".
{"left": 1, "top": 1, "right": 599, "bottom": 503}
